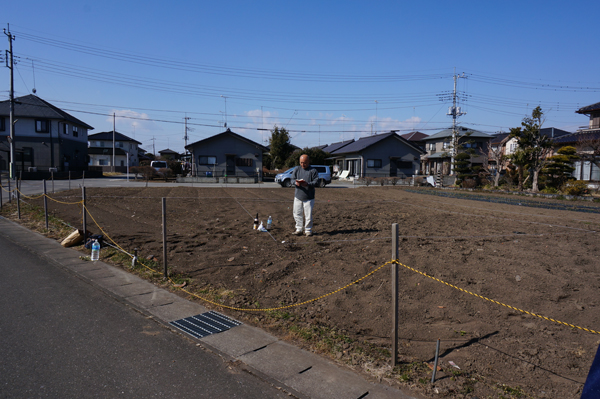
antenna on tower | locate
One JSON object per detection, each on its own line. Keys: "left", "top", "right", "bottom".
{"left": 220, "top": 95, "right": 228, "bottom": 129}
{"left": 31, "top": 59, "right": 36, "bottom": 94}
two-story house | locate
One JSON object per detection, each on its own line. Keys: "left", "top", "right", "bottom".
{"left": 88, "top": 131, "right": 141, "bottom": 170}
{"left": 421, "top": 127, "right": 492, "bottom": 175}
{"left": 551, "top": 102, "right": 600, "bottom": 181}
{"left": 0, "top": 94, "right": 93, "bottom": 173}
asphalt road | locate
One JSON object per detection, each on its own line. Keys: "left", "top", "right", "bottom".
{"left": 0, "top": 233, "right": 290, "bottom": 398}
{"left": 0, "top": 173, "right": 360, "bottom": 206}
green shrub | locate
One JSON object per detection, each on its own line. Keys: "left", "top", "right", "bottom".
{"left": 461, "top": 179, "right": 477, "bottom": 189}
{"left": 562, "top": 180, "right": 589, "bottom": 196}
{"left": 541, "top": 186, "right": 559, "bottom": 194}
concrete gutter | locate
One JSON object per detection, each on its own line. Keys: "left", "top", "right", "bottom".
{"left": 0, "top": 216, "right": 420, "bottom": 399}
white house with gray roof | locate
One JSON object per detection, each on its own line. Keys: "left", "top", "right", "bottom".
{"left": 328, "top": 132, "right": 424, "bottom": 178}
{"left": 88, "top": 131, "right": 141, "bottom": 169}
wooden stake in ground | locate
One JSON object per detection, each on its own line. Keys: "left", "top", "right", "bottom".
{"left": 392, "top": 223, "right": 399, "bottom": 367}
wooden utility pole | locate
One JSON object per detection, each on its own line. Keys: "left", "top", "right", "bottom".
{"left": 4, "top": 25, "right": 16, "bottom": 180}
{"left": 112, "top": 113, "right": 116, "bottom": 172}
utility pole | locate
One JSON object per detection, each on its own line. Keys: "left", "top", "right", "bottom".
{"left": 220, "top": 95, "right": 228, "bottom": 128}
{"left": 151, "top": 136, "right": 156, "bottom": 157}
{"left": 438, "top": 71, "right": 467, "bottom": 174}
{"left": 374, "top": 100, "right": 378, "bottom": 135}
{"left": 112, "top": 113, "right": 116, "bottom": 172}
{"left": 449, "top": 72, "right": 467, "bottom": 174}
{"left": 4, "top": 25, "right": 16, "bottom": 180}
{"left": 183, "top": 116, "right": 190, "bottom": 148}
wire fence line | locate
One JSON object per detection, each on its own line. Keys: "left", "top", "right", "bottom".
{"left": 3, "top": 184, "right": 600, "bottom": 336}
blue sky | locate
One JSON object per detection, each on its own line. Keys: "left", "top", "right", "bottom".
{"left": 2, "top": 1, "right": 599, "bottom": 154}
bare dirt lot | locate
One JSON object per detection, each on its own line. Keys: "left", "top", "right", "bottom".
{"left": 16, "top": 186, "right": 600, "bottom": 398}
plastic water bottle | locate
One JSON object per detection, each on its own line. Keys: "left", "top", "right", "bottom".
{"left": 91, "top": 239, "right": 100, "bottom": 261}
{"left": 267, "top": 216, "right": 272, "bottom": 230}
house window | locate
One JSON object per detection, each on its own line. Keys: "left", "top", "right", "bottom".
{"left": 443, "top": 141, "right": 450, "bottom": 149}
{"left": 100, "top": 141, "right": 105, "bottom": 147}
{"left": 36, "top": 119, "right": 50, "bottom": 133}
{"left": 509, "top": 143, "right": 518, "bottom": 153}
{"left": 396, "top": 161, "right": 413, "bottom": 169}
{"left": 367, "top": 159, "right": 382, "bottom": 168}
{"left": 199, "top": 156, "right": 217, "bottom": 165}
{"left": 236, "top": 158, "right": 253, "bottom": 167}
{"left": 0, "top": 117, "right": 5, "bottom": 132}
{"left": 62, "top": 124, "right": 69, "bottom": 135}
{"left": 72, "top": 126, "right": 79, "bottom": 137}
{"left": 428, "top": 143, "right": 435, "bottom": 151}
{"left": 98, "top": 159, "right": 107, "bottom": 166}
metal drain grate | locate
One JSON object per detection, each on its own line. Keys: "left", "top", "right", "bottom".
{"left": 169, "top": 311, "right": 242, "bottom": 339}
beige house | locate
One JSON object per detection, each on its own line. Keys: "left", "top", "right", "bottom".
{"left": 421, "top": 127, "right": 491, "bottom": 175}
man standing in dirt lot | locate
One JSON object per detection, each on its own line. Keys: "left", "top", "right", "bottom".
{"left": 292, "top": 154, "right": 319, "bottom": 236}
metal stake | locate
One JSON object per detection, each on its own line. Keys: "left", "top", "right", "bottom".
{"left": 16, "top": 175, "right": 20, "bottom": 219}
{"left": 392, "top": 223, "right": 399, "bottom": 367}
{"left": 431, "top": 339, "right": 441, "bottom": 384}
{"left": 132, "top": 248, "right": 138, "bottom": 268}
{"left": 162, "top": 197, "right": 168, "bottom": 278}
{"left": 43, "top": 179, "right": 48, "bottom": 230}
{"left": 8, "top": 177, "right": 11, "bottom": 204}
{"left": 82, "top": 186, "right": 87, "bottom": 241}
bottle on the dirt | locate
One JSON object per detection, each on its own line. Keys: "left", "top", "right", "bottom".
{"left": 91, "top": 239, "right": 100, "bottom": 261}
{"left": 267, "top": 215, "right": 272, "bottom": 230}
{"left": 253, "top": 213, "right": 259, "bottom": 230}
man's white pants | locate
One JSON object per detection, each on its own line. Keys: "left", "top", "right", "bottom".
{"left": 293, "top": 197, "right": 314, "bottom": 233}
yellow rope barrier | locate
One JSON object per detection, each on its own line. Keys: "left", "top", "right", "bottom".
{"left": 44, "top": 195, "right": 84, "bottom": 205}
{"left": 76, "top": 202, "right": 600, "bottom": 334}
{"left": 178, "top": 261, "right": 393, "bottom": 312}
{"left": 393, "top": 260, "right": 600, "bottom": 335}
{"left": 80, "top": 202, "right": 393, "bottom": 312}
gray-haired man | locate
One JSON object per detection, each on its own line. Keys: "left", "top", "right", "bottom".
{"left": 291, "top": 154, "right": 319, "bottom": 236}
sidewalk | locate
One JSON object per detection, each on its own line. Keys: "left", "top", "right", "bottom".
{"left": 0, "top": 216, "right": 419, "bottom": 399}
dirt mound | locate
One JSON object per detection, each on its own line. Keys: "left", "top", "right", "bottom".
{"left": 26, "top": 186, "right": 600, "bottom": 398}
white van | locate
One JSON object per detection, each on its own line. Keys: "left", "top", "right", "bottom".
{"left": 150, "top": 161, "right": 168, "bottom": 172}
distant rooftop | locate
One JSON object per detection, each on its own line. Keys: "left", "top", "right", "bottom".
{"left": 401, "top": 131, "right": 428, "bottom": 141}
{"left": 576, "top": 102, "right": 600, "bottom": 114}
{"left": 89, "top": 131, "right": 141, "bottom": 144}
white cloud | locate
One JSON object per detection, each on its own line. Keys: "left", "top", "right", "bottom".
{"left": 357, "top": 116, "right": 424, "bottom": 139}
{"left": 107, "top": 109, "right": 159, "bottom": 134}
{"left": 245, "top": 109, "right": 279, "bottom": 129}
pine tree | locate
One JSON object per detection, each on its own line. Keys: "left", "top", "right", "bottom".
{"left": 542, "top": 146, "right": 578, "bottom": 190}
